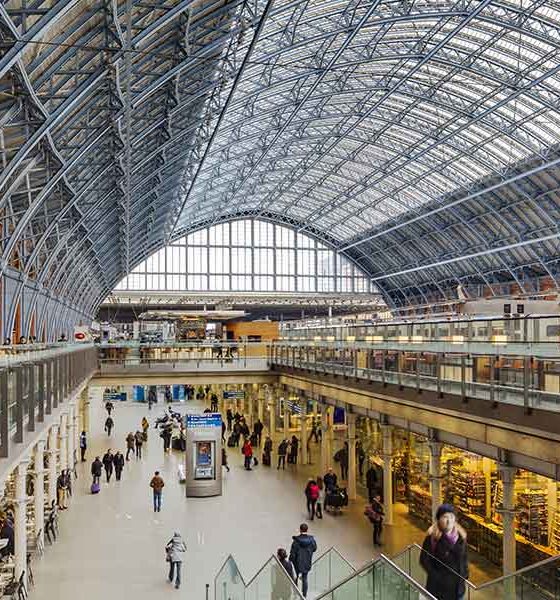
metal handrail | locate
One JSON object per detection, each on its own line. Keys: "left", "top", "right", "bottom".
{"left": 313, "top": 553, "right": 438, "bottom": 600}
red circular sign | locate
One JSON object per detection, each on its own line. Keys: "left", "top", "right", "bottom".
{"left": 75, "top": 332, "right": 85, "bottom": 340}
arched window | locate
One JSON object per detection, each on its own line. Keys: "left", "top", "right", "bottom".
{"left": 115, "top": 219, "right": 374, "bottom": 293}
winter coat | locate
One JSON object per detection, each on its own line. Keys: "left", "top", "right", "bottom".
{"left": 79, "top": 433, "right": 87, "bottom": 449}
{"left": 102, "top": 453, "right": 114, "bottom": 470}
{"left": 306, "top": 482, "right": 319, "bottom": 501}
{"left": 366, "top": 465, "right": 382, "bottom": 491}
{"left": 104, "top": 417, "right": 114, "bottom": 431}
{"left": 279, "top": 557, "right": 295, "bottom": 581}
{"left": 135, "top": 431, "right": 144, "bottom": 445}
{"left": 420, "top": 525, "right": 468, "bottom": 600}
{"left": 263, "top": 439, "right": 273, "bottom": 454}
{"left": 91, "top": 459, "right": 102, "bottom": 477}
{"left": 113, "top": 454, "right": 125, "bottom": 470}
{"left": 278, "top": 441, "right": 288, "bottom": 456}
{"left": 150, "top": 475, "right": 165, "bottom": 492}
{"left": 126, "top": 434, "right": 135, "bottom": 449}
{"left": 166, "top": 533, "right": 186, "bottom": 563}
{"left": 323, "top": 472, "right": 338, "bottom": 491}
{"left": 242, "top": 442, "right": 253, "bottom": 458}
{"left": 289, "top": 534, "right": 317, "bottom": 575}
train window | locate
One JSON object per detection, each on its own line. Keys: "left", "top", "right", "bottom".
{"left": 546, "top": 325, "right": 560, "bottom": 337}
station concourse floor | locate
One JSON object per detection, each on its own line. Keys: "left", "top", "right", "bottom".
{"left": 32, "top": 398, "right": 500, "bottom": 599}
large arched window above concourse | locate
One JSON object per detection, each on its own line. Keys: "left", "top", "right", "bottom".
{"left": 115, "top": 219, "right": 375, "bottom": 294}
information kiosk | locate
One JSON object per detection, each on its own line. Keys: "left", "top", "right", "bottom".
{"left": 185, "top": 413, "right": 222, "bottom": 497}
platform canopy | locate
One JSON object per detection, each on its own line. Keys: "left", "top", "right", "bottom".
{"left": 2, "top": 0, "right": 560, "bottom": 331}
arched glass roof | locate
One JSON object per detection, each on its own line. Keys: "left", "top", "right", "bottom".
{"left": 1, "top": 0, "right": 560, "bottom": 325}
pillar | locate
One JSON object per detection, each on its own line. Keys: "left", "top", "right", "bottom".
{"left": 47, "top": 425, "right": 58, "bottom": 504}
{"left": 300, "top": 399, "right": 308, "bottom": 465}
{"left": 59, "top": 413, "right": 68, "bottom": 472}
{"left": 500, "top": 464, "right": 517, "bottom": 584}
{"left": 269, "top": 397, "right": 277, "bottom": 440}
{"left": 320, "top": 404, "right": 329, "bottom": 474}
{"left": 381, "top": 424, "right": 394, "bottom": 525}
{"left": 67, "top": 405, "right": 74, "bottom": 475}
{"left": 14, "top": 461, "right": 28, "bottom": 580}
{"left": 428, "top": 439, "right": 444, "bottom": 520}
{"left": 483, "top": 457, "right": 493, "bottom": 521}
{"left": 257, "top": 394, "right": 264, "bottom": 424}
{"left": 347, "top": 413, "right": 357, "bottom": 500}
{"left": 34, "top": 441, "right": 46, "bottom": 548}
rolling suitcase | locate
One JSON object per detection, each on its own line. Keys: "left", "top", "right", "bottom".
{"left": 227, "top": 434, "right": 236, "bottom": 448}
{"left": 91, "top": 482, "right": 100, "bottom": 494}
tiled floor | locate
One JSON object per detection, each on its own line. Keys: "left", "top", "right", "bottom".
{"left": 31, "top": 396, "right": 500, "bottom": 599}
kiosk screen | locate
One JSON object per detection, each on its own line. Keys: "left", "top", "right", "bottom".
{"left": 193, "top": 441, "right": 215, "bottom": 480}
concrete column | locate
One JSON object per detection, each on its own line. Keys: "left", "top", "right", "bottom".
{"left": 269, "top": 398, "right": 277, "bottom": 440}
{"left": 67, "top": 405, "right": 74, "bottom": 475}
{"left": 14, "top": 461, "right": 28, "bottom": 580}
{"left": 300, "top": 400, "right": 308, "bottom": 465}
{"left": 34, "top": 441, "right": 46, "bottom": 548}
{"left": 500, "top": 464, "right": 517, "bottom": 584}
{"left": 428, "top": 439, "right": 444, "bottom": 520}
{"left": 283, "top": 399, "right": 290, "bottom": 438}
{"left": 47, "top": 425, "right": 58, "bottom": 504}
{"left": 59, "top": 413, "right": 68, "bottom": 472}
{"left": 381, "top": 424, "right": 394, "bottom": 525}
{"left": 347, "top": 413, "right": 357, "bottom": 500}
{"left": 320, "top": 405, "right": 329, "bottom": 474}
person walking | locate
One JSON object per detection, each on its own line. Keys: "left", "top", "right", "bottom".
{"left": 253, "top": 419, "right": 264, "bottom": 446}
{"left": 334, "top": 443, "right": 349, "bottom": 480}
{"left": 104, "top": 416, "right": 114, "bottom": 436}
{"left": 105, "top": 400, "right": 114, "bottom": 415}
{"left": 126, "top": 432, "right": 135, "bottom": 461}
{"left": 289, "top": 523, "right": 317, "bottom": 598}
{"left": 242, "top": 438, "right": 253, "bottom": 471}
{"left": 277, "top": 439, "right": 288, "bottom": 470}
{"left": 364, "top": 493, "right": 384, "bottom": 546}
{"left": 165, "top": 532, "right": 186, "bottom": 589}
{"left": 277, "top": 548, "right": 295, "bottom": 581}
{"left": 113, "top": 451, "right": 125, "bottom": 481}
{"left": 141, "top": 417, "right": 149, "bottom": 439}
{"left": 102, "top": 449, "right": 114, "bottom": 482}
{"left": 56, "top": 471, "right": 68, "bottom": 509}
{"left": 289, "top": 435, "right": 299, "bottom": 465}
{"left": 366, "top": 461, "right": 382, "bottom": 503}
{"left": 161, "top": 426, "right": 172, "bottom": 453}
{"left": 356, "top": 441, "right": 366, "bottom": 478}
{"left": 135, "top": 430, "right": 144, "bottom": 458}
{"left": 150, "top": 471, "right": 165, "bottom": 512}
{"left": 222, "top": 447, "right": 230, "bottom": 472}
{"left": 274, "top": 548, "right": 296, "bottom": 599}
{"left": 304, "top": 479, "right": 320, "bottom": 520}
{"left": 221, "top": 421, "right": 226, "bottom": 443}
{"left": 226, "top": 408, "right": 233, "bottom": 432}
{"left": 420, "top": 504, "right": 468, "bottom": 600}
{"left": 91, "top": 457, "right": 102, "bottom": 486}
{"left": 323, "top": 468, "right": 338, "bottom": 491}
{"left": 79, "top": 431, "right": 87, "bottom": 462}
{"left": 148, "top": 388, "right": 156, "bottom": 410}
{"left": 263, "top": 435, "right": 273, "bottom": 466}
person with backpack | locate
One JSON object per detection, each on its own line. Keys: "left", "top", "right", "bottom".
{"left": 91, "top": 457, "right": 102, "bottom": 486}
{"left": 364, "top": 493, "right": 384, "bottom": 546}
{"left": 102, "top": 449, "right": 114, "bottom": 482}
{"left": 165, "top": 532, "right": 186, "bottom": 589}
{"left": 277, "top": 439, "right": 288, "bottom": 470}
{"left": 79, "top": 430, "right": 87, "bottom": 462}
{"left": 304, "top": 479, "right": 320, "bottom": 520}
{"left": 150, "top": 471, "right": 165, "bottom": 512}
{"left": 242, "top": 438, "right": 253, "bottom": 471}
{"left": 104, "top": 416, "right": 114, "bottom": 436}
{"left": 113, "top": 451, "right": 125, "bottom": 481}
{"left": 126, "top": 432, "right": 135, "bottom": 460}
{"left": 289, "top": 523, "right": 317, "bottom": 598}
{"left": 135, "top": 430, "right": 144, "bottom": 458}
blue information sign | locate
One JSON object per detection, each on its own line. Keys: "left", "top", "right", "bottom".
{"left": 186, "top": 414, "right": 222, "bottom": 429}
{"left": 223, "top": 390, "right": 245, "bottom": 400}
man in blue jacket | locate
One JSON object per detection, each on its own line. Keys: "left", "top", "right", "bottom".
{"left": 289, "top": 523, "right": 317, "bottom": 597}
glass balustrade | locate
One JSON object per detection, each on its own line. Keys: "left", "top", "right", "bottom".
{"left": 307, "top": 547, "right": 356, "bottom": 597}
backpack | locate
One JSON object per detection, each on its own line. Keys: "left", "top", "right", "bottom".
{"left": 309, "top": 484, "right": 319, "bottom": 500}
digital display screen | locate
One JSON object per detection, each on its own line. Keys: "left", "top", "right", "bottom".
{"left": 193, "top": 441, "right": 215, "bottom": 480}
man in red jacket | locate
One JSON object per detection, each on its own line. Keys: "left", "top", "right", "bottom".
{"left": 242, "top": 439, "right": 253, "bottom": 471}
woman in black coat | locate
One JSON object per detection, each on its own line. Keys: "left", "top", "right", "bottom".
{"left": 420, "top": 504, "right": 468, "bottom": 600}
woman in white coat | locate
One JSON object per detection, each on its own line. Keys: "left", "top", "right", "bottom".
{"left": 165, "top": 531, "right": 186, "bottom": 589}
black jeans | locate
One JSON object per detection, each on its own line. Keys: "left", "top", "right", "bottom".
{"left": 306, "top": 498, "right": 317, "bottom": 520}
{"left": 126, "top": 447, "right": 133, "bottom": 460}
{"left": 373, "top": 521, "right": 382, "bottom": 545}
{"left": 244, "top": 456, "right": 252, "bottom": 470}
{"left": 277, "top": 455, "right": 286, "bottom": 469}
{"left": 341, "top": 464, "right": 348, "bottom": 480}
{"left": 135, "top": 444, "right": 142, "bottom": 458}
{"left": 316, "top": 502, "right": 323, "bottom": 518}
{"left": 115, "top": 468, "right": 122, "bottom": 481}
{"left": 299, "top": 572, "right": 309, "bottom": 597}
{"left": 168, "top": 561, "right": 181, "bottom": 588}
{"left": 105, "top": 467, "right": 112, "bottom": 482}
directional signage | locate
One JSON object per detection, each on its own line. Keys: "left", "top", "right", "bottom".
{"left": 186, "top": 414, "right": 222, "bottom": 429}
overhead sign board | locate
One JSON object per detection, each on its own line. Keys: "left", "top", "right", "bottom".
{"left": 223, "top": 390, "right": 245, "bottom": 400}
{"left": 186, "top": 414, "right": 222, "bottom": 429}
